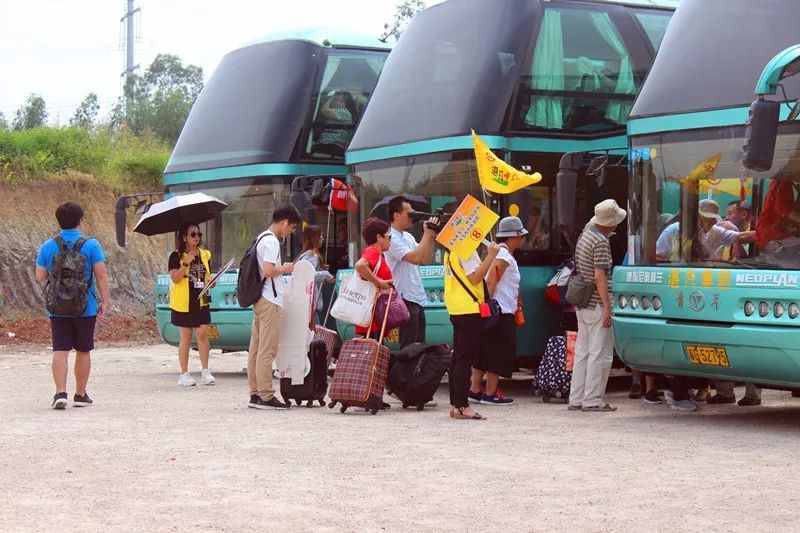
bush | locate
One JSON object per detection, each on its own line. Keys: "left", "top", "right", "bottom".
{"left": 0, "top": 126, "right": 170, "bottom": 191}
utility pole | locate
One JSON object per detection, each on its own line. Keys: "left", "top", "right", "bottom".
{"left": 120, "top": 0, "right": 141, "bottom": 116}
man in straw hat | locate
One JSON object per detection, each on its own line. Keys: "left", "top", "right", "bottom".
{"left": 568, "top": 199, "right": 626, "bottom": 412}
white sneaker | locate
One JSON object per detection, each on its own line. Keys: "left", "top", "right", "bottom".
{"left": 177, "top": 372, "right": 196, "bottom": 386}
{"left": 201, "top": 368, "right": 216, "bottom": 385}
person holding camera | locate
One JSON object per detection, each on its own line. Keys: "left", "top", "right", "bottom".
{"left": 385, "top": 195, "right": 439, "bottom": 348}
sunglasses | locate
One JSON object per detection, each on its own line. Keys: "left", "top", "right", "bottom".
{"left": 189, "top": 231, "right": 203, "bottom": 238}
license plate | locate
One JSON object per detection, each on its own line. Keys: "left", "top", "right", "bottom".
{"left": 207, "top": 325, "right": 220, "bottom": 340}
{"left": 685, "top": 345, "right": 730, "bottom": 367}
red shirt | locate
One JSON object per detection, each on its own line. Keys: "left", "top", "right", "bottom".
{"left": 354, "top": 245, "right": 393, "bottom": 335}
{"left": 756, "top": 181, "right": 797, "bottom": 248}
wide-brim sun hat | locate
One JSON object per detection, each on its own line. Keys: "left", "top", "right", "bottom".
{"left": 495, "top": 216, "right": 529, "bottom": 238}
{"left": 698, "top": 198, "right": 722, "bottom": 220}
{"left": 590, "top": 199, "right": 627, "bottom": 227}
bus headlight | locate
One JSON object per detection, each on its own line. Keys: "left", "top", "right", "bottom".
{"left": 618, "top": 295, "right": 628, "bottom": 309}
{"left": 225, "top": 294, "right": 232, "bottom": 305}
{"left": 789, "top": 303, "right": 799, "bottom": 319}
{"left": 744, "top": 301, "right": 755, "bottom": 317}
{"left": 759, "top": 301, "right": 769, "bottom": 318}
{"left": 630, "top": 296, "right": 639, "bottom": 310}
{"left": 233, "top": 294, "right": 238, "bottom": 306}
{"left": 641, "top": 296, "right": 650, "bottom": 310}
{"left": 774, "top": 302, "right": 785, "bottom": 318}
{"left": 653, "top": 296, "right": 662, "bottom": 311}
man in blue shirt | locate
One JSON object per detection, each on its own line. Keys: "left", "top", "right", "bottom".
{"left": 385, "top": 196, "right": 438, "bottom": 348}
{"left": 35, "top": 202, "right": 109, "bottom": 409}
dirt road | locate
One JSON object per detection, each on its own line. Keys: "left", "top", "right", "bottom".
{"left": 2, "top": 343, "right": 799, "bottom": 532}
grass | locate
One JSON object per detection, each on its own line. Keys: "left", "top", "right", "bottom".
{"left": 0, "top": 127, "right": 171, "bottom": 191}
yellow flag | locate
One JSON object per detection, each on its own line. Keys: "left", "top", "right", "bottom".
{"left": 677, "top": 153, "right": 722, "bottom": 194}
{"left": 435, "top": 194, "right": 500, "bottom": 259}
{"left": 472, "top": 130, "right": 542, "bottom": 194}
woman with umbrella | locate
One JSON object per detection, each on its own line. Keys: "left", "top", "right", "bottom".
{"left": 168, "top": 223, "right": 216, "bottom": 386}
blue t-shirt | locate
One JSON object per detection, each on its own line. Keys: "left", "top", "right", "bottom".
{"left": 36, "top": 229, "right": 105, "bottom": 317}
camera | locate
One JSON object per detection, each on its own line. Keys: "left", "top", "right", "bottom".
{"left": 409, "top": 208, "right": 452, "bottom": 233}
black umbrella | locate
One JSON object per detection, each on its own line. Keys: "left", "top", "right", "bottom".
{"left": 133, "top": 192, "right": 228, "bottom": 236}
{"left": 370, "top": 193, "right": 430, "bottom": 221}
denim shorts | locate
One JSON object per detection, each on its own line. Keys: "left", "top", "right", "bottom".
{"left": 50, "top": 316, "right": 97, "bottom": 352}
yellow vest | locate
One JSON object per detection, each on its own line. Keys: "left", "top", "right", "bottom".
{"left": 444, "top": 252, "right": 484, "bottom": 316}
{"left": 169, "top": 248, "right": 212, "bottom": 312}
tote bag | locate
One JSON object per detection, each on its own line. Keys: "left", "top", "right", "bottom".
{"left": 330, "top": 255, "right": 382, "bottom": 327}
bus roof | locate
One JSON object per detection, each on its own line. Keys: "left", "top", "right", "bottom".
{"left": 560, "top": 0, "right": 679, "bottom": 9}
{"left": 240, "top": 27, "right": 391, "bottom": 51}
{"left": 630, "top": 0, "right": 800, "bottom": 134}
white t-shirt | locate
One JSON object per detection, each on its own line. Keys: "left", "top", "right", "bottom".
{"left": 492, "top": 246, "right": 520, "bottom": 314}
{"left": 255, "top": 230, "right": 285, "bottom": 306}
{"left": 656, "top": 222, "right": 739, "bottom": 261}
{"left": 385, "top": 227, "right": 427, "bottom": 306}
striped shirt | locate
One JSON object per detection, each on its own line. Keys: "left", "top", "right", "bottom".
{"left": 574, "top": 224, "right": 612, "bottom": 308}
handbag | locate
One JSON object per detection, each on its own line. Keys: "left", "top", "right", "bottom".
{"left": 448, "top": 255, "right": 501, "bottom": 329}
{"left": 374, "top": 289, "right": 410, "bottom": 331}
{"left": 565, "top": 267, "right": 596, "bottom": 308}
{"left": 514, "top": 294, "right": 525, "bottom": 327}
{"left": 330, "top": 254, "right": 382, "bottom": 327}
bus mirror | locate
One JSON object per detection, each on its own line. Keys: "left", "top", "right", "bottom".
{"left": 115, "top": 196, "right": 131, "bottom": 247}
{"left": 310, "top": 178, "right": 325, "bottom": 203}
{"left": 556, "top": 167, "right": 577, "bottom": 233}
{"left": 743, "top": 98, "right": 780, "bottom": 171}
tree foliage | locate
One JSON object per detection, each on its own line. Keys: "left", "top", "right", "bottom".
{"left": 111, "top": 54, "right": 204, "bottom": 145}
{"left": 380, "top": 0, "right": 426, "bottom": 43}
{"left": 0, "top": 111, "right": 8, "bottom": 131}
{"left": 70, "top": 93, "right": 100, "bottom": 128}
{"left": 12, "top": 93, "right": 48, "bottom": 130}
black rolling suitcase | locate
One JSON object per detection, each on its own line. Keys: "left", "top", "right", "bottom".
{"left": 387, "top": 343, "right": 452, "bottom": 410}
{"left": 280, "top": 339, "right": 329, "bottom": 407}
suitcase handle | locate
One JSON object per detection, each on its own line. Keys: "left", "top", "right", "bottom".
{"left": 365, "top": 287, "right": 393, "bottom": 344}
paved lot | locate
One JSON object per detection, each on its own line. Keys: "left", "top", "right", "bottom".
{"left": 2, "top": 343, "right": 800, "bottom": 532}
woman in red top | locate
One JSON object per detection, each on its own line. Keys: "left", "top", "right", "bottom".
{"left": 354, "top": 217, "right": 394, "bottom": 337}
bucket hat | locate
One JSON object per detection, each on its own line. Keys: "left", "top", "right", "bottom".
{"left": 495, "top": 216, "right": 529, "bottom": 238}
{"left": 590, "top": 199, "right": 627, "bottom": 227}
{"left": 698, "top": 199, "right": 722, "bottom": 220}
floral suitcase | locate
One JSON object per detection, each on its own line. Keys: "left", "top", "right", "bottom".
{"left": 327, "top": 289, "right": 393, "bottom": 415}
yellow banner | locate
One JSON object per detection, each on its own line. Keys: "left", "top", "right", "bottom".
{"left": 472, "top": 130, "right": 542, "bottom": 194}
{"left": 677, "top": 153, "right": 722, "bottom": 194}
{"left": 436, "top": 194, "right": 499, "bottom": 259}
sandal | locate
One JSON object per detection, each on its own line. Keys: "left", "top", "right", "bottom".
{"left": 581, "top": 403, "right": 617, "bottom": 412}
{"left": 453, "top": 407, "right": 486, "bottom": 420}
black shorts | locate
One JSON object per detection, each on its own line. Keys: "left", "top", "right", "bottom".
{"left": 477, "top": 314, "right": 517, "bottom": 378}
{"left": 50, "top": 316, "right": 97, "bottom": 352}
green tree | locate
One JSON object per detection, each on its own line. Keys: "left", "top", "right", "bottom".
{"left": 12, "top": 93, "right": 48, "bottom": 130}
{"left": 0, "top": 111, "right": 8, "bottom": 130}
{"left": 70, "top": 93, "right": 100, "bottom": 128}
{"left": 111, "top": 54, "right": 204, "bottom": 145}
{"left": 379, "top": 0, "right": 426, "bottom": 43}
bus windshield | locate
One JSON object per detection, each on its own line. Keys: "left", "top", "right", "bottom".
{"left": 167, "top": 178, "right": 293, "bottom": 271}
{"left": 630, "top": 125, "right": 800, "bottom": 270}
{"left": 349, "top": 152, "right": 487, "bottom": 258}
{"left": 304, "top": 49, "right": 388, "bottom": 159}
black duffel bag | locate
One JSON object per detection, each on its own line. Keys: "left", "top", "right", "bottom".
{"left": 387, "top": 343, "right": 452, "bottom": 410}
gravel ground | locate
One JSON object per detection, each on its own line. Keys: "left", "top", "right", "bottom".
{"left": 2, "top": 343, "right": 800, "bottom": 532}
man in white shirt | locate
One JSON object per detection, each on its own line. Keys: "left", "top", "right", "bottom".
{"left": 248, "top": 204, "right": 301, "bottom": 410}
{"left": 385, "top": 196, "right": 438, "bottom": 348}
{"left": 655, "top": 199, "right": 754, "bottom": 262}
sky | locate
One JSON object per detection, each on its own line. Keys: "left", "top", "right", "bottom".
{"left": 0, "top": 0, "right": 442, "bottom": 125}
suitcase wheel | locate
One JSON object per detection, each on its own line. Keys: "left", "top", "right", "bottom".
{"left": 402, "top": 403, "right": 409, "bottom": 409}
{"left": 318, "top": 399, "right": 327, "bottom": 407}
{"left": 295, "top": 399, "right": 303, "bottom": 406}
{"left": 542, "top": 393, "right": 551, "bottom": 403}
{"left": 306, "top": 401, "right": 314, "bottom": 408}
{"left": 340, "top": 405, "right": 348, "bottom": 413}
{"left": 328, "top": 401, "right": 337, "bottom": 409}
{"left": 416, "top": 405, "right": 425, "bottom": 411}
{"left": 369, "top": 408, "right": 379, "bottom": 415}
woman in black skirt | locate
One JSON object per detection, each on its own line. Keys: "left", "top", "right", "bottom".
{"left": 469, "top": 216, "right": 528, "bottom": 406}
{"left": 168, "top": 223, "right": 215, "bottom": 387}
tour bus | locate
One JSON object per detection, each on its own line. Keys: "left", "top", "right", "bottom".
{"left": 614, "top": 0, "right": 800, "bottom": 389}
{"left": 115, "top": 28, "right": 391, "bottom": 350}
{"left": 339, "top": 0, "right": 676, "bottom": 362}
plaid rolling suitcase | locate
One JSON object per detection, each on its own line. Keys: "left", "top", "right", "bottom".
{"left": 328, "top": 288, "right": 393, "bottom": 415}
{"left": 314, "top": 291, "right": 341, "bottom": 368}
{"left": 532, "top": 335, "right": 572, "bottom": 403}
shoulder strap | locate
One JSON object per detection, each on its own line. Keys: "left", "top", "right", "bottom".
{"left": 447, "top": 255, "right": 480, "bottom": 303}
{"left": 256, "top": 231, "right": 279, "bottom": 298}
{"left": 72, "top": 237, "right": 89, "bottom": 253}
{"left": 54, "top": 236, "right": 67, "bottom": 252}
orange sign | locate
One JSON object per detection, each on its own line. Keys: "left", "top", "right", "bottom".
{"left": 435, "top": 195, "right": 499, "bottom": 259}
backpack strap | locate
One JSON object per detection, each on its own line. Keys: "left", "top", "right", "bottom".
{"left": 54, "top": 236, "right": 67, "bottom": 252}
{"left": 256, "top": 231, "right": 279, "bottom": 298}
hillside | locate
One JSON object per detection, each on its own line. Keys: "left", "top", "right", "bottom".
{"left": 0, "top": 178, "right": 166, "bottom": 340}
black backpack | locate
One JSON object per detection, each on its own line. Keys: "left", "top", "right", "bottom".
{"left": 236, "top": 231, "right": 278, "bottom": 308}
{"left": 44, "top": 236, "right": 93, "bottom": 317}
{"left": 387, "top": 343, "right": 453, "bottom": 409}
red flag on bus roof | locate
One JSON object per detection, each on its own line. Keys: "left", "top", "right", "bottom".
{"left": 329, "top": 178, "right": 358, "bottom": 212}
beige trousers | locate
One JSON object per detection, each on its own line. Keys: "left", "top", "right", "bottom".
{"left": 247, "top": 297, "right": 282, "bottom": 400}
{"left": 569, "top": 304, "right": 614, "bottom": 408}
